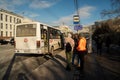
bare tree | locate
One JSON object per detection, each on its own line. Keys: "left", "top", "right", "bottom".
{"left": 101, "top": 0, "right": 120, "bottom": 18}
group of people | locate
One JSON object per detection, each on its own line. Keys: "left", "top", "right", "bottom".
{"left": 65, "top": 33, "right": 87, "bottom": 73}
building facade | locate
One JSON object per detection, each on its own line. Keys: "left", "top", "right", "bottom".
{"left": 0, "top": 9, "right": 23, "bottom": 39}
{"left": 59, "top": 25, "right": 72, "bottom": 37}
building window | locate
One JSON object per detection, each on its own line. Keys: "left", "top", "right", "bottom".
{"left": 14, "top": 17, "right": 16, "bottom": 23}
{"left": 16, "top": 18, "right": 21, "bottom": 23}
{"left": 6, "top": 31, "right": 8, "bottom": 37}
{"left": 1, "top": 31, "right": 3, "bottom": 37}
{"left": 1, "top": 23, "right": 3, "bottom": 29}
{"left": 17, "top": 18, "right": 19, "bottom": 23}
{"left": 6, "top": 15, "right": 8, "bottom": 22}
{"left": 19, "top": 19, "right": 21, "bottom": 23}
{"left": 10, "top": 24, "right": 12, "bottom": 30}
{"left": 6, "top": 24, "right": 8, "bottom": 29}
{"left": 0, "top": 14, "right": 3, "bottom": 21}
{"left": 10, "top": 16, "right": 12, "bottom": 22}
{"left": 10, "top": 32, "right": 12, "bottom": 37}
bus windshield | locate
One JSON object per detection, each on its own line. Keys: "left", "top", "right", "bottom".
{"left": 16, "top": 24, "right": 36, "bottom": 37}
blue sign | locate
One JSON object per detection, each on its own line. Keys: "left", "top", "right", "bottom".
{"left": 73, "top": 22, "right": 79, "bottom": 24}
{"left": 74, "top": 24, "right": 82, "bottom": 31}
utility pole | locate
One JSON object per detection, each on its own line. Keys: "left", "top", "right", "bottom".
{"left": 74, "top": 0, "right": 79, "bottom": 16}
{"left": 73, "top": 0, "right": 81, "bottom": 33}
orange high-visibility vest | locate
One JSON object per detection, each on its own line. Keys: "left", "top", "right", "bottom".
{"left": 77, "top": 37, "right": 86, "bottom": 51}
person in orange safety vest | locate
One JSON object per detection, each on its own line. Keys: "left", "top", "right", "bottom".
{"left": 76, "top": 34, "right": 87, "bottom": 73}
{"left": 77, "top": 37, "right": 86, "bottom": 51}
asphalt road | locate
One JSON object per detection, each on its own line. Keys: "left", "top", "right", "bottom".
{"left": 0, "top": 44, "right": 15, "bottom": 80}
{"left": 0, "top": 44, "right": 48, "bottom": 80}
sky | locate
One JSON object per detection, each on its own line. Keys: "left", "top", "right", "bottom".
{"left": 0, "top": 0, "right": 112, "bottom": 31}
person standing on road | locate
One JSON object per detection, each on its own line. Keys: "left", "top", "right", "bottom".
{"left": 77, "top": 34, "right": 87, "bottom": 73}
{"left": 65, "top": 33, "right": 74, "bottom": 71}
{"left": 105, "top": 36, "right": 111, "bottom": 53}
{"left": 96, "top": 35, "right": 102, "bottom": 55}
{"left": 72, "top": 33, "right": 79, "bottom": 66}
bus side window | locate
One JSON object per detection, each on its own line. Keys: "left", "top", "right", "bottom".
{"left": 54, "top": 30, "right": 57, "bottom": 38}
{"left": 57, "top": 30, "right": 61, "bottom": 39}
{"left": 50, "top": 33, "right": 53, "bottom": 39}
{"left": 49, "top": 28, "right": 53, "bottom": 39}
{"left": 53, "top": 30, "right": 57, "bottom": 39}
{"left": 43, "top": 30, "right": 47, "bottom": 39}
{"left": 40, "top": 25, "right": 44, "bottom": 39}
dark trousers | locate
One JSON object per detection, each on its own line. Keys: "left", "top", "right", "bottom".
{"left": 77, "top": 51, "right": 86, "bottom": 71}
{"left": 72, "top": 53, "right": 78, "bottom": 65}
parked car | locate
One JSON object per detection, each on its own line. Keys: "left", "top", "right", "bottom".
{"left": 0, "top": 39, "right": 9, "bottom": 45}
{"left": 9, "top": 38, "right": 14, "bottom": 45}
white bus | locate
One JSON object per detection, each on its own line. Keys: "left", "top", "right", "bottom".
{"left": 14, "top": 22, "right": 64, "bottom": 54}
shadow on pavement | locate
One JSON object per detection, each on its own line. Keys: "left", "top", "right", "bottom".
{"left": 2, "top": 53, "right": 47, "bottom": 80}
{"left": 17, "top": 73, "right": 29, "bottom": 80}
{"left": 55, "top": 54, "right": 67, "bottom": 63}
{"left": 50, "top": 54, "right": 67, "bottom": 69}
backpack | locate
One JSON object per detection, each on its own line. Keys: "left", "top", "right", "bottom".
{"left": 65, "top": 42, "right": 72, "bottom": 52}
